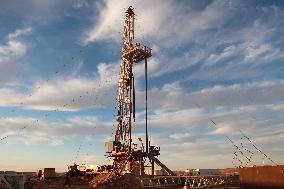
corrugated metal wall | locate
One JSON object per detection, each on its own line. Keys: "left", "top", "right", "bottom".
{"left": 239, "top": 165, "right": 284, "bottom": 189}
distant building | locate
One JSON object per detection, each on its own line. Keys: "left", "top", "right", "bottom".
{"left": 145, "top": 168, "right": 168, "bottom": 176}
{"left": 185, "top": 168, "right": 220, "bottom": 176}
{"left": 220, "top": 168, "right": 239, "bottom": 176}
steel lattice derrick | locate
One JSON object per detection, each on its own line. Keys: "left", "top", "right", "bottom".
{"left": 105, "top": 6, "right": 158, "bottom": 176}
{"left": 103, "top": 6, "right": 177, "bottom": 178}
{"left": 115, "top": 6, "right": 151, "bottom": 151}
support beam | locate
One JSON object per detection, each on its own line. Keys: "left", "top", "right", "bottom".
{"left": 148, "top": 154, "right": 176, "bottom": 176}
{"left": 0, "top": 175, "right": 13, "bottom": 189}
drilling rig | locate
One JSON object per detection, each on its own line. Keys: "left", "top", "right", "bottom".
{"left": 105, "top": 6, "right": 175, "bottom": 177}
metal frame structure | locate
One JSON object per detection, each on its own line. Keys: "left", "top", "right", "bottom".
{"left": 105, "top": 6, "right": 174, "bottom": 177}
{"left": 0, "top": 172, "right": 24, "bottom": 189}
{"left": 140, "top": 175, "right": 239, "bottom": 188}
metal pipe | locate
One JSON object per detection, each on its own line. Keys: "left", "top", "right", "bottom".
{"left": 132, "top": 76, "right": 135, "bottom": 121}
{"left": 145, "top": 46, "right": 149, "bottom": 154}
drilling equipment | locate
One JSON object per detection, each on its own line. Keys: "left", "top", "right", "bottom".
{"left": 105, "top": 6, "right": 174, "bottom": 177}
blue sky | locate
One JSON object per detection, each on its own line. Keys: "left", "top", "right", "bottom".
{"left": 0, "top": 0, "right": 284, "bottom": 172}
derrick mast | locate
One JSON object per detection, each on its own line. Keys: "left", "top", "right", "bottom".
{"left": 105, "top": 6, "right": 174, "bottom": 177}
{"left": 115, "top": 6, "right": 151, "bottom": 151}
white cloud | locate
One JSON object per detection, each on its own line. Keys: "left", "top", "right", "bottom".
{"left": 0, "top": 40, "right": 27, "bottom": 57}
{"left": 1, "top": 81, "right": 283, "bottom": 168}
{"left": 190, "top": 80, "right": 284, "bottom": 108}
{"left": 203, "top": 41, "right": 284, "bottom": 67}
{"left": 0, "top": 61, "right": 119, "bottom": 111}
{"left": 83, "top": 0, "right": 235, "bottom": 45}
{"left": 0, "top": 115, "right": 112, "bottom": 145}
{"left": 138, "top": 106, "right": 284, "bottom": 168}
{"left": 0, "top": 28, "right": 32, "bottom": 85}
{"left": 169, "top": 132, "right": 191, "bottom": 140}
{"left": 83, "top": 0, "right": 284, "bottom": 81}
{"left": 0, "top": 55, "right": 161, "bottom": 111}
{"left": 210, "top": 124, "right": 236, "bottom": 135}
{"left": 134, "top": 80, "right": 284, "bottom": 111}
{"left": 244, "top": 43, "right": 284, "bottom": 63}
{"left": 151, "top": 129, "right": 283, "bottom": 169}
{"left": 151, "top": 49, "right": 206, "bottom": 78}
{"left": 0, "top": 74, "right": 282, "bottom": 133}
{"left": 206, "top": 45, "right": 238, "bottom": 66}
{"left": 0, "top": 28, "right": 31, "bottom": 57}
{"left": 19, "top": 135, "right": 64, "bottom": 146}
{"left": 8, "top": 27, "right": 32, "bottom": 40}
{"left": 72, "top": 0, "right": 89, "bottom": 9}
{"left": 24, "top": 77, "right": 114, "bottom": 110}
{"left": 133, "top": 57, "right": 160, "bottom": 78}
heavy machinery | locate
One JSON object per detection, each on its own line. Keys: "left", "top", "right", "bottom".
{"left": 104, "top": 6, "right": 175, "bottom": 177}
{"left": 66, "top": 164, "right": 83, "bottom": 177}
{"left": 67, "top": 164, "right": 113, "bottom": 176}
{"left": 36, "top": 168, "right": 55, "bottom": 181}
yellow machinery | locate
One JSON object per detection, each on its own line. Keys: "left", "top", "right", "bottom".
{"left": 36, "top": 168, "right": 55, "bottom": 181}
